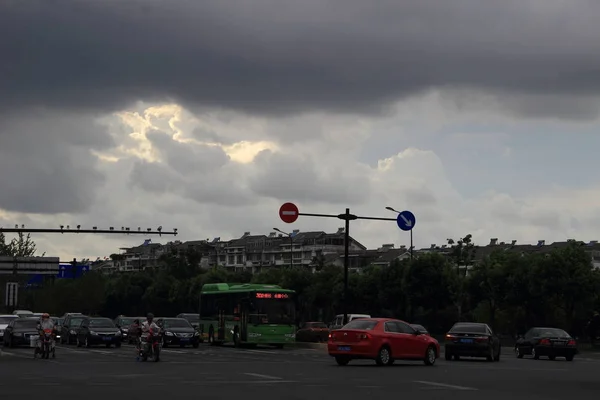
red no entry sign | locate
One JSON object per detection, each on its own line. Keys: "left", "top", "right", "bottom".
{"left": 279, "top": 202, "right": 299, "bottom": 223}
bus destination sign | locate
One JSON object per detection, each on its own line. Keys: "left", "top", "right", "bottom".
{"left": 255, "top": 292, "right": 289, "bottom": 299}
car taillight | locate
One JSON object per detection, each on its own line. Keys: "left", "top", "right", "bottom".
{"left": 567, "top": 340, "right": 576, "bottom": 346}
{"left": 329, "top": 333, "right": 336, "bottom": 341}
{"left": 357, "top": 333, "right": 371, "bottom": 340}
{"left": 539, "top": 339, "right": 551, "bottom": 345}
{"left": 445, "top": 334, "right": 456, "bottom": 341}
{"left": 475, "top": 336, "right": 489, "bottom": 342}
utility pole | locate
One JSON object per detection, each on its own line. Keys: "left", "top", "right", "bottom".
{"left": 273, "top": 228, "right": 296, "bottom": 268}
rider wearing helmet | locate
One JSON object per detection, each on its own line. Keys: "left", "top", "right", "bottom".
{"left": 35, "top": 313, "right": 56, "bottom": 355}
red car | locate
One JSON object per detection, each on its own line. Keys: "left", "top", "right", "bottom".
{"left": 327, "top": 318, "right": 440, "bottom": 366}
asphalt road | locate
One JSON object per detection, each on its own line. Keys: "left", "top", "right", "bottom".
{"left": 2, "top": 343, "right": 600, "bottom": 399}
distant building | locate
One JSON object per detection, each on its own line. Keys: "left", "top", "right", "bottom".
{"left": 94, "top": 235, "right": 600, "bottom": 275}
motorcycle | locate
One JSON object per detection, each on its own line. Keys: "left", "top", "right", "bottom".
{"left": 34, "top": 329, "right": 55, "bottom": 359}
{"left": 138, "top": 328, "right": 161, "bottom": 362}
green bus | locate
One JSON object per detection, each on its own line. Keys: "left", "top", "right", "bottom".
{"left": 199, "top": 283, "right": 296, "bottom": 347}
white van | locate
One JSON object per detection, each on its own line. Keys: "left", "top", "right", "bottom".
{"left": 329, "top": 314, "right": 371, "bottom": 330}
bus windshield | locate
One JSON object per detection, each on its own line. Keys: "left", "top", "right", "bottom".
{"left": 250, "top": 298, "right": 295, "bottom": 325}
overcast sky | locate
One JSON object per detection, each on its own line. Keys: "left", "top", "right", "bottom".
{"left": 1, "top": 0, "right": 600, "bottom": 260}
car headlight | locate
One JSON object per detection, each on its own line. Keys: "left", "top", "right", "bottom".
{"left": 115, "top": 331, "right": 121, "bottom": 336}
{"left": 89, "top": 331, "right": 97, "bottom": 335}
{"left": 70, "top": 330, "right": 76, "bottom": 335}
{"left": 194, "top": 331, "right": 199, "bottom": 336}
{"left": 165, "top": 331, "right": 173, "bottom": 336}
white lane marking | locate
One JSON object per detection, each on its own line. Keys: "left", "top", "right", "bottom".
{"left": 196, "top": 380, "right": 296, "bottom": 385}
{"left": 88, "top": 350, "right": 113, "bottom": 355}
{"left": 244, "top": 372, "right": 282, "bottom": 380}
{"left": 243, "top": 349, "right": 276, "bottom": 354}
{"left": 448, "top": 364, "right": 568, "bottom": 372}
{"left": 162, "top": 349, "right": 187, "bottom": 354}
{"left": 357, "top": 386, "right": 381, "bottom": 388}
{"left": 56, "top": 347, "right": 92, "bottom": 354}
{"left": 414, "top": 381, "right": 478, "bottom": 391}
{"left": 0, "top": 351, "right": 16, "bottom": 356}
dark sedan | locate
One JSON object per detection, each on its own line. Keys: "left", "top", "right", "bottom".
{"left": 515, "top": 327, "right": 577, "bottom": 361}
{"left": 296, "top": 322, "right": 330, "bottom": 342}
{"left": 410, "top": 324, "right": 429, "bottom": 336}
{"left": 2, "top": 317, "right": 39, "bottom": 347}
{"left": 444, "top": 322, "right": 501, "bottom": 362}
{"left": 114, "top": 316, "right": 138, "bottom": 342}
{"left": 158, "top": 317, "right": 200, "bottom": 348}
{"left": 76, "top": 317, "right": 122, "bottom": 348}
{"left": 176, "top": 313, "right": 200, "bottom": 329}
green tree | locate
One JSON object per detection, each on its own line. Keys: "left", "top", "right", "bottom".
{"left": 468, "top": 251, "right": 509, "bottom": 328}
{"left": 0, "top": 232, "right": 43, "bottom": 257}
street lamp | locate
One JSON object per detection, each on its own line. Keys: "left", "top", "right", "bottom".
{"left": 274, "top": 227, "right": 295, "bottom": 268}
{"left": 385, "top": 206, "right": 413, "bottom": 260}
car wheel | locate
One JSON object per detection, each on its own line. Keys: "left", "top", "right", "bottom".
{"left": 375, "top": 345, "right": 392, "bottom": 366}
{"left": 85, "top": 336, "right": 91, "bottom": 348}
{"left": 335, "top": 356, "right": 350, "bottom": 366}
{"left": 565, "top": 355, "right": 574, "bottom": 361}
{"left": 486, "top": 346, "right": 494, "bottom": 362}
{"left": 532, "top": 347, "right": 539, "bottom": 360}
{"left": 515, "top": 346, "right": 523, "bottom": 358}
{"left": 494, "top": 346, "right": 501, "bottom": 361}
{"left": 549, "top": 355, "right": 556, "bottom": 360}
{"left": 445, "top": 352, "right": 452, "bottom": 361}
{"left": 424, "top": 345, "right": 436, "bottom": 366}
{"left": 77, "top": 337, "right": 82, "bottom": 347}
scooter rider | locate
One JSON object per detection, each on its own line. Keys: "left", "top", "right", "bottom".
{"left": 139, "top": 313, "right": 160, "bottom": 342}
{"left": 35, "top": 313, "right": 56, "bottom": 356}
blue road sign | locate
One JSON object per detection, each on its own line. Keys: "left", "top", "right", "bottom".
{"left": 396, "top": 210, "right": 416, "bottom": 231}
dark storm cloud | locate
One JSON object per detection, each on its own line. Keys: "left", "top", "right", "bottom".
{"left": 2, "top": 0, "right": 600, "bottom": 118}
{"left": 0, "top": 110, "right": 111, "bottom": 213}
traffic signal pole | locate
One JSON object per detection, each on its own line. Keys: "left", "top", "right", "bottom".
{"left": 279, "top": 203, "right": 398, "bottom": 326}
{"left": 0, "top": 226, "right": 177, "bottom": 275}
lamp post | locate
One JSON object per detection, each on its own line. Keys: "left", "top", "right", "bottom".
{"left": 385, "top": 206, "right": 413, "bottom": 260}
{"left": 274, "top": 228, "right": 295, "bottom": 268}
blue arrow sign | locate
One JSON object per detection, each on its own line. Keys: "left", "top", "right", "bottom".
{"left": 396, "top": 210, "right": 416, "bottom": 231}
